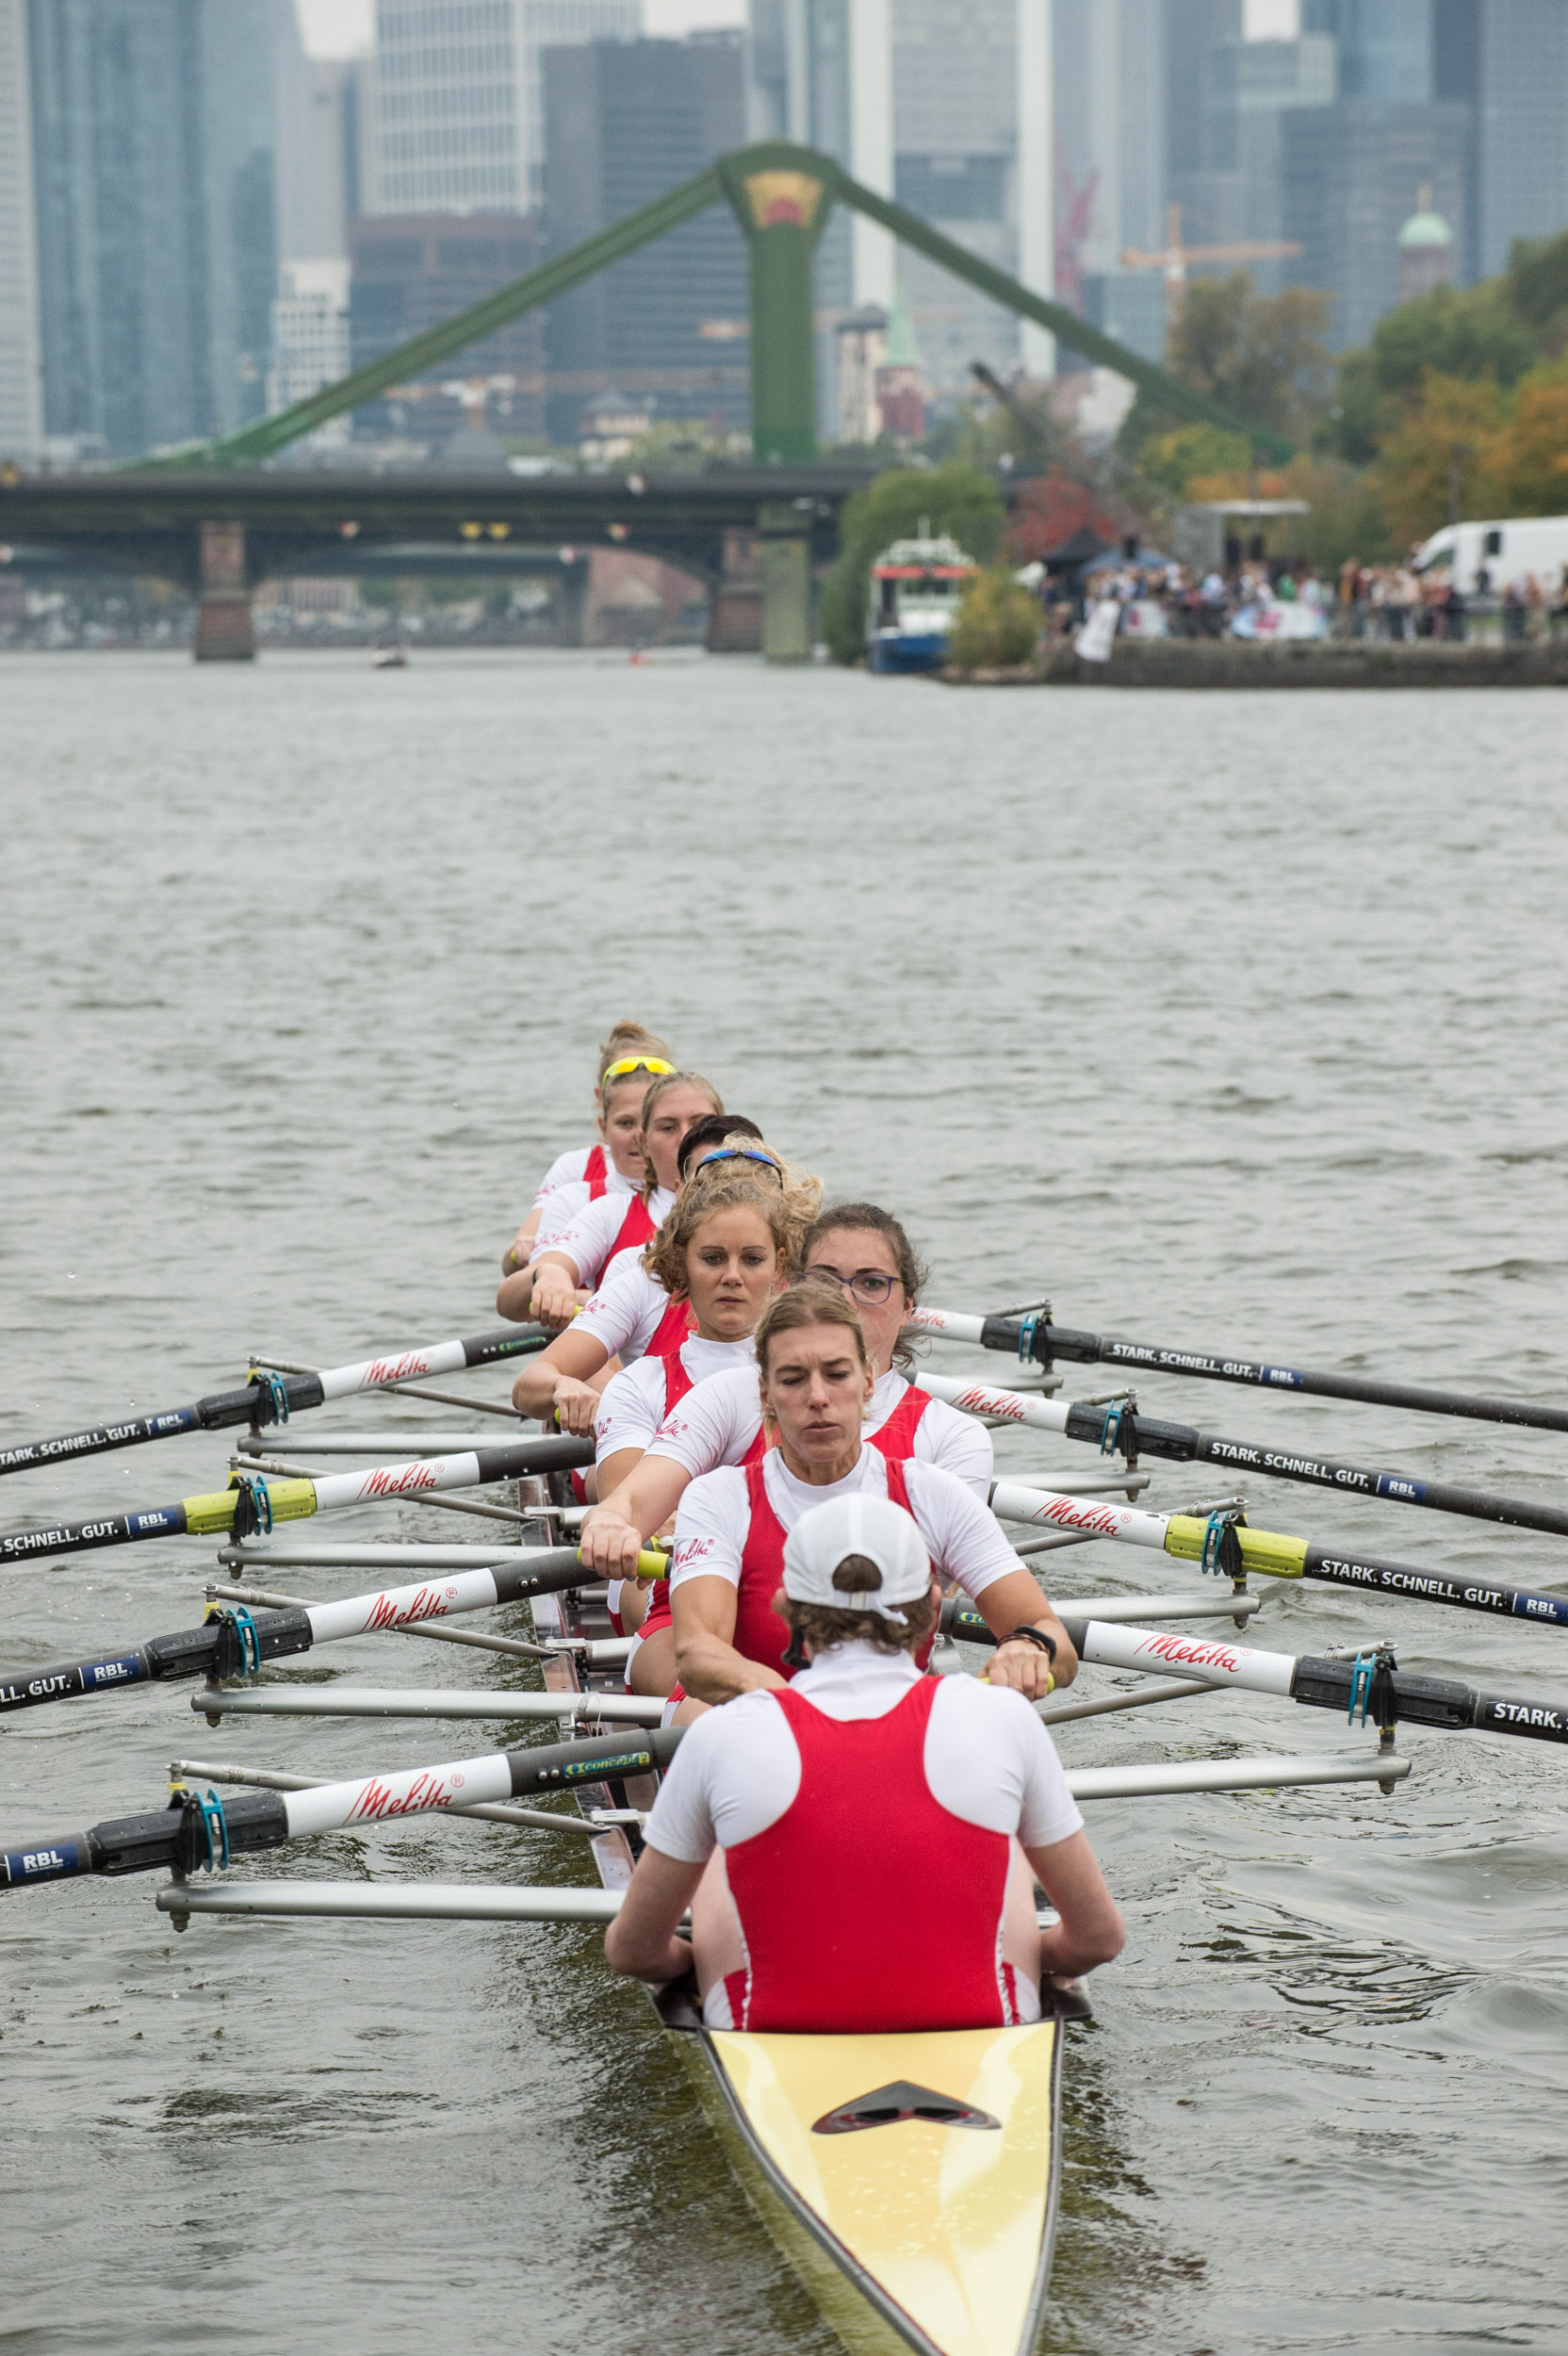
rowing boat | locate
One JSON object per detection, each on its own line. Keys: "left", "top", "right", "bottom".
{"left": 528, "top": 1481, "right": 1085, "bottom": 2356}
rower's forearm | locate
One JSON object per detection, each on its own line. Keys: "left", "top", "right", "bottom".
{"left": 511, "top": 1364, "right": 559, "bottom": 1415}
{"left": 497, "top": 1267, "right": 536, "bottom": 1318}
{"left": 676, "top": 1633, "right": 787, "bottom": 1704}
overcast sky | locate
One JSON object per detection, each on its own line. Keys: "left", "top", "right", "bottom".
{"left": 293, "top": 0, "right": 745, "bottom": 56}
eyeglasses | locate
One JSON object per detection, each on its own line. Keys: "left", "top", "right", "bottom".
{"left": 694, "top": 1145, "right": 783, "bottom": 1181}
{"left": 602, "top": 1056, "right": 674, "bottom": 1083}
{"left": 804, "top": 1265, "right": 901, "bottom": 1306}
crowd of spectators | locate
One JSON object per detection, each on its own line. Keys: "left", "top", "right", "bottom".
{"left": 1045, "top": 554, "right": 1568, "bottom": 645}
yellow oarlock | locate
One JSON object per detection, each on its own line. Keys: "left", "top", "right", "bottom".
{"left": 182, "top": 1479, "right": 318, "bottom": 1536}
{"left": 1163, "top": 1515, "right": 1309, "bottom": 1579}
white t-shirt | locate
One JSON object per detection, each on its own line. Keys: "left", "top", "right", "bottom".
{"left": 645, "top": 1641, "right": 1082, "bottom": 1860}
{"left": 646, "top": 1365, "right": 992, "bottom": 1497}
{"left": 532, "top": 1186, "right": 675, "bottom": 1285}
{"left": 595, "top": 1334, "right": 756, "bottom": 1464}
{"left": 573, "top": 1248, "right": 676, "bottom": 1366}
{"left": 669, "top": 1446, "right": 1023, "bottom": 1603}
{"left": 532, "top": 1145, "right": 598, "bottom": 1207}
{"left": 531, "top": 1163, "right": 636, "bottom": 1250}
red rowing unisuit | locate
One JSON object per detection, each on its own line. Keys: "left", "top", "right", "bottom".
{"left": 865, "top": 1383, "right": 934, "bottom": 1461}
{"left": 605, "top": 1192, "right": 658, "bottom": 1263}
{"left": 714, "top": 1455, "right": 936, "bottom": 1679}
{"left": 631, "top": 1333, "right": 756, "bottom": 1647}
{"left": 584, "top": 1143, "right": 608, "bottom": 1200}
{"left": 720, "top": 1676, "right": 1019, "bottom": 2033}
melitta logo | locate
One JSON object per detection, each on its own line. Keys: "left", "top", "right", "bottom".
{"left": 345, "top": 1768, "right": 460, "bottom": 1823}
{"left": 954, "top": 1387, "right": 1026, "bottom": 1420}
{"left": 362, "top": 1353, "right": 433, "bottom": 1386}
{"left": 365, "top": 1584, "right": 449, "bottom": 1630}
{"left": 1025, "top": 1495, "right": 1128, "bottom": 1539}
{"left": 1136, "top": 1632, "right": 1243, "bottom": 1674}
{"left": 358, "top": 1464, "right": 441, "bottom": 1500}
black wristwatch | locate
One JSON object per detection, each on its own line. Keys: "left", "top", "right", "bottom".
{"left": 1004, "top": 1625, "right": 1057, "bottom": 1662}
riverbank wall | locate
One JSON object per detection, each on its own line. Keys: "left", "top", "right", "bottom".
{"left": 942, "top": 641, "right": 1568, "bottom": 689}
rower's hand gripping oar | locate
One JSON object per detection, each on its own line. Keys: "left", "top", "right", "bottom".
{"left": 0, "top": 1724, "right": 686, "bottom": 1893}
{"left": 920, "top": 1366, "right": 1568, "bottom": 1545}
{"left": 0, "top": 1324, "right": 550, "bottom": 1481}
{"left": 0, "top": 1544, "right": 669, "bottom": 1717}
{"left": 909, "top": 1303, "right": 1568, "bottom": 1438}
{"left": 0, "top": 1432, "right": 593, "bottom": 1567}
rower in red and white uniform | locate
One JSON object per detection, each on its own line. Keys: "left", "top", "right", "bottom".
{"left": 498, "top": 1023, "right": 674, "bottom": 1294}
{"left": 523, "top": 1070, "right": 724, "bottom": 1334}
{"left": 589, "top": 1136, "right": 821, "bottom": 1637}
{"left": 510, "top": 1112, "right": 773, "bottom": 1438}
{"left": 580, "top": 1204, "right": 992, "bottom": 1690}
{"left": 604, "top": 1492, "right": 1123, "bottom": 2031}
{"left": 605, "top": 1284, "right": 1078, "bottom": 1720}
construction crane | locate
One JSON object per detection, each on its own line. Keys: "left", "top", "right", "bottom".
{"left": 1119, "top": 203, "right": 1302, "bottom": 330}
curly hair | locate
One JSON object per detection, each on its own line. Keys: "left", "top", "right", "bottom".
{"left": 643, "top": 1135, "right": 824, "bottom": 1301}
{"left": 796, "top": 1202, "right": 930, "bottom": 1373}
{"left": 782, "top": 1579, "right": 939, "bottom": 1660}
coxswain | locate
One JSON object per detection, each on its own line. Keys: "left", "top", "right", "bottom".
{"left": 517, "top": 1069, "right": 724, "bottom": 1333}
{"left": 657, "top": 1284, "right": 1077, "bottom": 1714}
{"left": 604, "top": 1493, "right": 1122, "bottom": 2030}
{"left": 499, "top": 1023, "right": 674, "bottom": 1289}
{"left": 590, "top": 1138, "right": 821, "bottom": 1635}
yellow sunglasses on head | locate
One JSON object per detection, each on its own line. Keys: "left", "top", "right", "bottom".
{"left": 602, "top": 1055, "right": 674, "bottom": 1083}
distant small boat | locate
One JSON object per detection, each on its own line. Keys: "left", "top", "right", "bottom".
{"left": 372, "top": 645, "right": 408, "bottom": 670}
{"left": 867, "top": 527, "right": 980, "bottom": 674}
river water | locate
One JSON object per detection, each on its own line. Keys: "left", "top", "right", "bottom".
{"left": 3, "top": 647, "right": 1567, "bottom": 2356}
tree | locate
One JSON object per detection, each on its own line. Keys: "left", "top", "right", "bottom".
{"left": 818, "top": 464, "right": 1005, "bottom": 663}
{"left": 1134, "top": 421, "right": 1251, "bottom": 500}
{"left": 1369, "top": 371, "right": 1507, "bottom": 548}
{"left": 1489, "top": 359, "right": 1568, "bottom": 515}
{"left": 947, "top": 570, "right": 1040, "bottom": 670}
{"left": 1506, "top": 226, "right": 1568, "bottom": 344}
{"left": 1168, "top": 275, "right": 1332, "bottom": 439}
{"left": 1118, "top": 273, "right": 1332, "bottom": 460}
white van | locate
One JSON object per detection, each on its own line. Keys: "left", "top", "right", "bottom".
{"left": 1413, "top": 515, "right": 1568, "bottom": 594}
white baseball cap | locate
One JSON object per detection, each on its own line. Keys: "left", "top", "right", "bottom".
{"left": 782, "top": 1496, "right": 932, "bottom": 1621}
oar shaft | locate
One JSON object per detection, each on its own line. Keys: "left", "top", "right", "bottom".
{"left": 1, "top": 1725, "right": 685, "bottom": 1890}
{"left": 911, "top": 1307, "right": 1568, "bottom": 1437}
{"left": 0, "top": 1433, "right": 593, "bottom": 1566}
{"left": 0, "top": 1545, "right": 663, "bottom": 1717}
{"left": 0, "top": 1327, "right": 549, "bottom": 1482}
{"left": 1058, "top": 1615, "right": 1568, "bottom": 1745}
{"left": 992, "top": 1473, "right": 1568, "bottom": 1631}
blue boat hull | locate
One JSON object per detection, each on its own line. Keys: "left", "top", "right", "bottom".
{"left": 868, "top": 630, "right": 950, "bottom": 675}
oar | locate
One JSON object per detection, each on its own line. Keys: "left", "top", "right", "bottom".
{"left": 0, "top": 1541, "right": 666, "bottom": 1718}
{"left": 0, "top": 1724, "right": 684, "bottom": 1891}
{"left": 0, "top": 1432, "right": 593, "bottom": 1567}
{"left": 1056, "top": 1612, "right": 1568, "bottom": 1748}
{"left": 918, "top": 1369, "right": 1568, "bottom": 1543}
{"left": 1, "top": 1721, "right": 1416, "bottom": 1908}
{"left": 0, "top": 1325, "right": 549, "bottom": 1481}
{"left": 909, "top": 1305, "right": 1568, "bottom": 1436}
{"left": 170, "top": 1756, "right": 620, "bottom": 1838}
{"left": 983, "top": 1472, "right": 1568, "bottom": 1631}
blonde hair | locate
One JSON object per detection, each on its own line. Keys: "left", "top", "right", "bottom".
{"left": 643, "top": 1136, "right": 823, "bottom": 1300}
{"left": 754, "top": 1280, "right": 870, "bottom": 1379}
{"left": 633, "top": 1070, "right": 724, "bottom": 1200}
{"left": 596, "top": 1021, "right": 676, "bottom": 1112}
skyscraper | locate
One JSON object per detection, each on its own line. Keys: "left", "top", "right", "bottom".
{"left": 1433, "top": 0, "right": 1568, "bottom": 280}
{"left": 1301, "top": 0, "right": 1431, "bottom": 101}
{"left": 369, "top": 0, "right": 639, "bottom": 219}
{"left": 542, "top": 35, "right": 747, "bottom": 442}
{"left": 1282, "top": 100, "right": 1468, "bottom": 344}
{"left": 27, "top": 0, "right": 277, "bottom": 460}
{"left": 1200, "top": 31, "right": 1336, "bottom": 292}
{"left": 0, "top": 0, "right": 41, "bottom": 459}
{"left": 1054, "top": 0, "right": 1168, "bottom": 362}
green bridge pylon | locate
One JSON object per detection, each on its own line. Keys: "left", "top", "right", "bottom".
{"left": 147, "top": 140, "right": 1296, "bottom": 476}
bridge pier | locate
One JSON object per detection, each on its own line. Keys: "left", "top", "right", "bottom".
{"left": 554, "top": 554, "right": 590, "bottom": 646}
{"left": 759, "top": 502, "right": 811, "bottom": 663}
{"left": 194, "top": 521, "right": 254, "bottom": 662}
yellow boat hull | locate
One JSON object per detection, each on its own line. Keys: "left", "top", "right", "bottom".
{"left": 672, "top": 2014, "right": 1067, "bottom": 2356}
